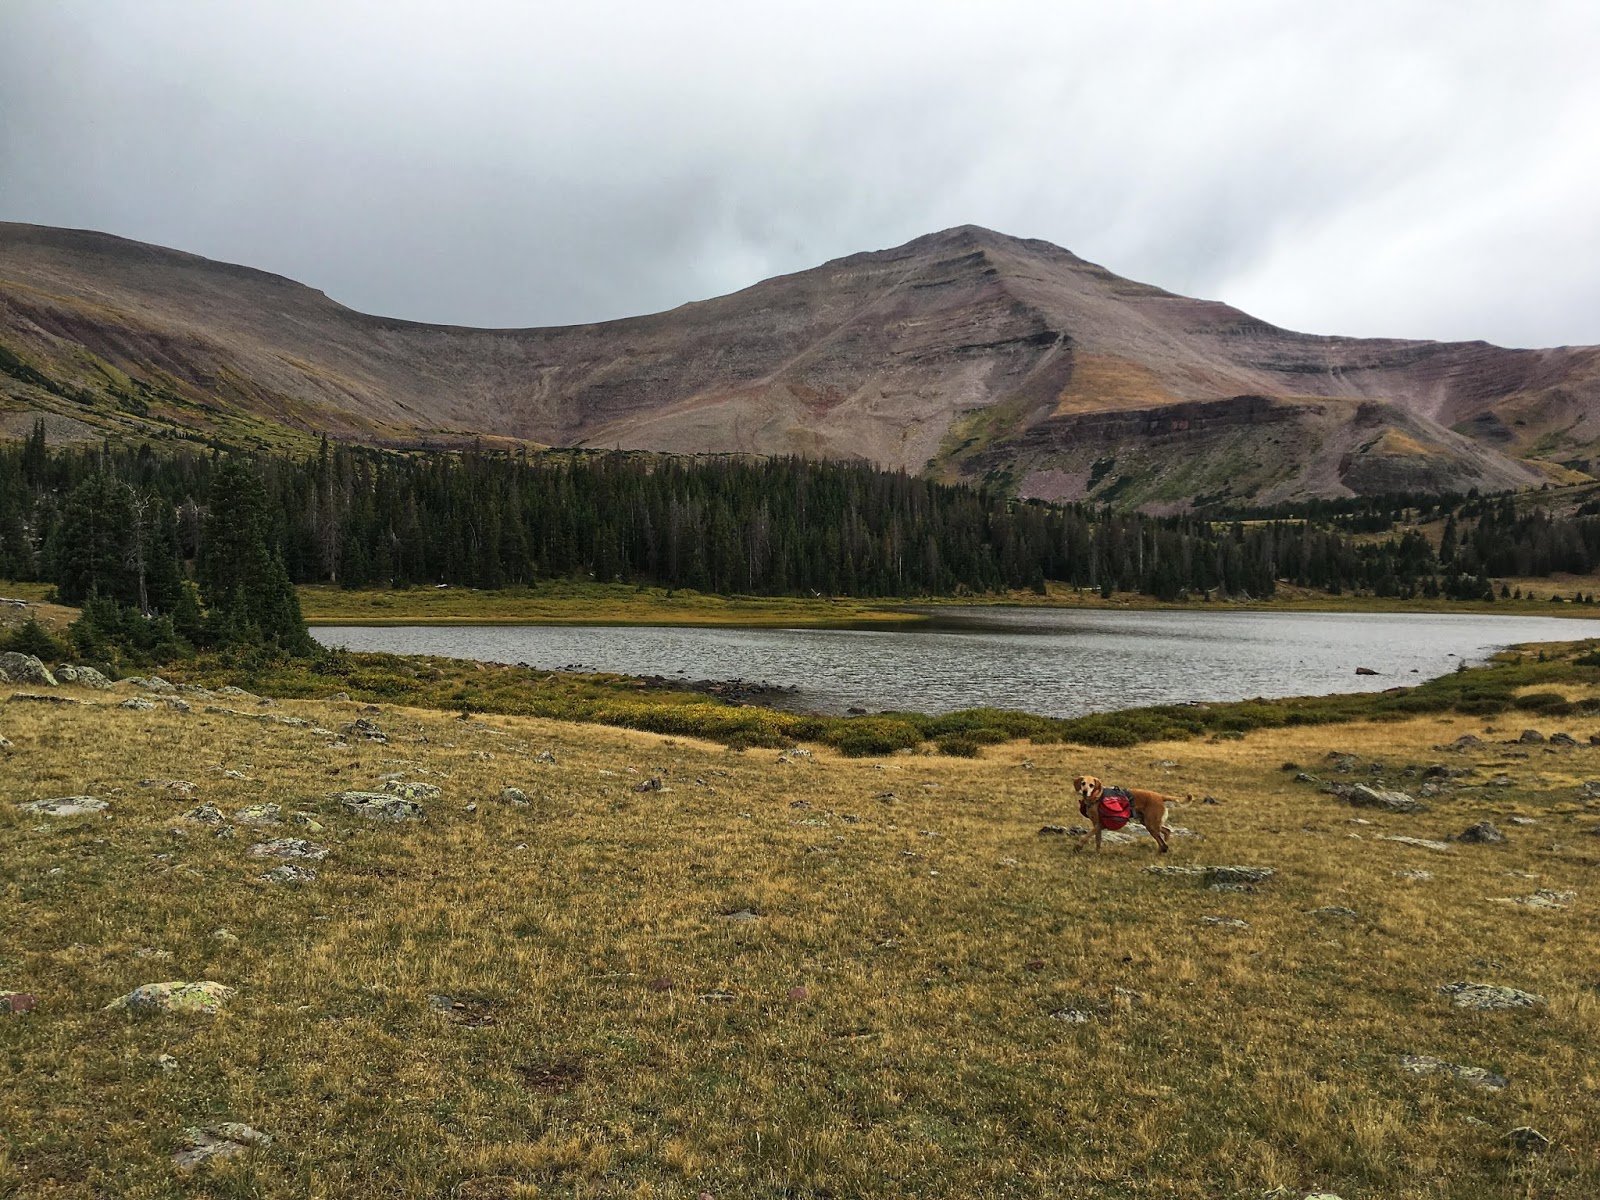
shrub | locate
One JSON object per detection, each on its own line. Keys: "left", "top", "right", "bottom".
{"left": 0, "top": 615, "right": 71, "bottom": 661}
{"left": 1512, "top": 691, "right": 1572, "bottom": 713}
{"left": 935, "top": 734, "right": 981, "bottom": 757}
{"left": 826, "top": 718, "right": 925, "bottom": 757}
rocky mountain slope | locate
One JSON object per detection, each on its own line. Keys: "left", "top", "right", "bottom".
{"left": 3, "top": 221, "right": 1597, "bottom": 505}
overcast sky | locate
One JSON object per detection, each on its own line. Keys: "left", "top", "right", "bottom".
{"left": 3, "top": 0, "right": 1597, "bottom": 347}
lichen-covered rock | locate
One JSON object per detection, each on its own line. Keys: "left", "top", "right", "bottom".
{"left": 535, "top": 749, "right": 558, "bottom": 765}
{"left": 260, "top": 863, "right": 317, "bottom": 884}
{"left": 216, "top": 685, "right": 254, "bottom": 697}
{"left": 165, "top": 697, "right": 193, "bottom": 713}
{"left": 1490, "top": 889, "right": 1575, "bottom": 909}
{"left": 1439, "top": 981, "right": 1546, "bottom": 1010}
{"left": 183, "top": 803, "right": 225, "bottom": 825}
{"left": 499, "top": 786, "right": 530, "bottom": 806}
{"left": 1325, "top": 783, "right": 1426, "bottom": 813}
{"left": 233, "top": 804, "right": 281, "bottom": 826}
{"left": 1398, "top": 1054, "right": 1507, "bottom": 1089}
{"left": 123, "top": 675, "right": 176, "bottom": 692}
{"left": 173, "top": 1123, "right": 272, "bottom": 1171}
{"left": 119, "top": 697, "right": 157, "bottom": 711}
{"left": 104, "top": 980, "right": 234, "bottom": 1014}
{"left": 19, "top": 795, "right": 107, "bottom": 817}
{"left": 380, "top": 779, "right": 440, "bottom": 801}
{"left": 249, "top": 837, "right": 328, "bottom": 861}
{"left": 1457, "top": 821, "right": 1506, "bottom": 844}
{"left": 54, "top": 664, "right": 113, "bottom": 689}
{"left": 0, "top": 652, "right": 56, "bottom": 687}
{"left": 337, "top": 791, "right": 424, "bottom": 821}
{"left": 341, "top": 718, "right": 387, "bottom": 743}
{"left": 289, "top": 810, "right": 325, "bottom": 833}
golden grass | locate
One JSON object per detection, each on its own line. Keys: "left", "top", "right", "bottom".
{"left": 1050, "top": 355, "right": 1183, "bottom": 417}
{"left": 298, "top": 583, "right": 924, "bottom": 629}
{"left": 2, "top": 680, "right": 1599, "bottom": 1197}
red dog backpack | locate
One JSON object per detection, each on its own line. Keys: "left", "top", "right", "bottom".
{"left": 1080, "top": 785, "right": 1134, "bottom": 830}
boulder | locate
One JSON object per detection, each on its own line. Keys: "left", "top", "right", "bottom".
{"left": 1398, "top": 1054, "right": 1507, "bottom": 1089}
{"left": 1439, "top": 981, "right": 1546, "bottom": 1010}
{"left": 183, "top": 803, "right": 225, "bottom": 825}
{"left": 499, "top": 787, "right": 530, "bottom": 806}
{"left": 340, "top": 718, "right": 387, "bottom": 743}
{"left": 19, "top": 795, "right": 107, "bottom": 817}
{"left": 104, "top": 980, "right": 234, "bottom": 1014}
{"left": 172, "top": 1123, "right": 272, "bottom": 1171}
{"left": 0, "top": 653, "right": 56, "bottom": 686}
{"left": 1355, "top": 666, "right": 1379, "bottom": 676}
{"left": 5, "top": 692, "right": 75, "bottom": 705}
{"left": 337, "top": 791, "right": 424, "bottom": 821}
{"left": 54, "top": 664, "right": 112, "bottom": 689}
{"left": 123, "top": 675, "right": 176, "bottom": 693}
{"left": 1549, "top": 732, "right": 1578, "bottom": 746}
{"left": 119, "top": 697, "right": 157, "bottom": 711}
{"left": 1457, "top": 821, "right": 1506, "bottom": 844}
{"left": 1518, "top": 729, "right": 1545, "bottom": 744}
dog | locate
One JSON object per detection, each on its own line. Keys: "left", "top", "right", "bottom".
{"left": 1072, "top": 774, "right": 1191, "bottom": 853}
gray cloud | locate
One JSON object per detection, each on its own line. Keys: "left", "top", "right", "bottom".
{"left": 2, "top": 0, "right": 1597, "bottom": 346}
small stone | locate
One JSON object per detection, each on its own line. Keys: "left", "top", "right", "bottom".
{"left": 19, "top": 795, "right": 107, "bottom": 817}
{"left": 288, "top": 811, "right": 324, "bottom": 833}
{"left": 1038, "top": 825, "right": 1070, "bottom": 836}
{"left": 535, "top": 749, "right": 558, "bottom": 764}
{"left": 104, "top": 980, "right": 235, "bottom": 1015}
{"left": 172, "top": 1123, "right": 271, "bottom": 1171}
{"left": 340, "top": 718, "right": 387, "bottom": 743}
{"left": 158, "top": 1053, "right": 180, "bottom": 1072}
{"left": 718, "top": 909, "right": 760, "bottom": 923}
{"left": 119, "top": 697, "right": 158, "bottom": 711}
{"left": 787, "top": 986, "right": 809, "bottom": 1002}
{"left": 248, "top": 837, "right": 328, "bottom": 861}
{"left": 1050, "top": 1008, "right": 1091, "bottom": 1023}
{"left": 1504, "top": 1126, "right": 1550, "bottom": 1153}
{"left": 499, "top": 787, "right": 529, "bottom": 805}
{"left": 1293, "top": 772, "right": 1318, "bottom": 784}
{"left": 1394, "top": 868, "right": 1434, "bottom": 881}
{"left": 1201, "top": 916, "right": 1250, "bottom": 928}
{"left": 1326, "top": 783, "right": 1426, "bottom": 813}
{"left": 1490, "top": 889, "right": 1575, "bottom": 909}
{"left": 1509, "top": 816, "right": 1537, "bottom": 826}
{"left": 1549, "top": 732, "right": 1578, "bottom": 746}
{"left": 1439, "top": 981, "right": 1546, "bottom": 1010}
{"left": 260, "top": 863, "right": 317, "bottom": 884}
{"left": 233, "top": 803, "right": 281, "bottom": 826}
{"left": 165, "top": 698, "right": 192, "bottom": 713}
{"left": 1, "top": 991, "right": 38, "bottom": 1014}
{"left": 1377, "top": 835, "right": 1454, "bottom": 853}
{"left": 1305, "top": 906, "right": 1360, "bottom": 920}
{"left": 632, "top": 777, "right": 664, "bottom": 793}
{"left": 1457, "top": 821, "right": 1506, "bottom": 844}
{"left": 698, "top": 990, "right": 736, "bottom": 1003}
{"left": 1518, "top": 729, "right": 1545, "bottom": 744}
{"left": 211, "top": 928, "right": 239, "bottom": 943}
{"left": 1398, "top": 1054, "right": 1507, "bottom": 1090}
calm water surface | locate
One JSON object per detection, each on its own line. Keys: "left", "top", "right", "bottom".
{"left": 310, "top": 608, "right": 1600, "bottom": 718}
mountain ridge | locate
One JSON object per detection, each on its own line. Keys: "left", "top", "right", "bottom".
{"left": 2, "top": 219, "right": 1597, "bottom": 506}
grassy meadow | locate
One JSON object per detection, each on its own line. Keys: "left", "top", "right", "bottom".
{"left": 3, "top": 672, "right": 1599, "bottom": 1197}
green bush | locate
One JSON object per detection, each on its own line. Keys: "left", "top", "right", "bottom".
{"left": 935, "top": 734, "right": 981, "bottom": 757}
{"left": 826, "top": 717, "right": 925, "bottom": 757}
{"left": 0, "top": 616, "right": 72, "bottom": 661}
